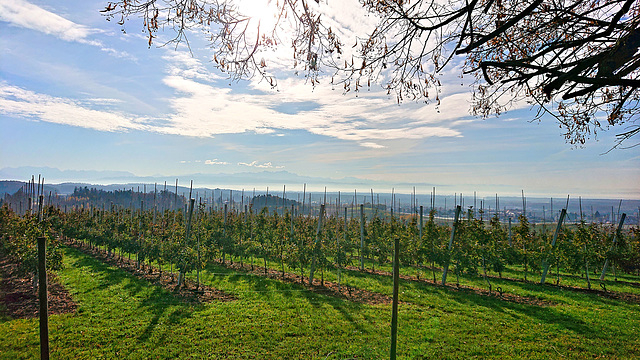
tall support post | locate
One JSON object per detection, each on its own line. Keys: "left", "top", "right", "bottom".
{"left": 432, "top": 187, "right": 436, "bottom": 212}
{"left": 302, "top": 184, "right": 306, "bottom": 216}
{"left": 137, "top": 200, "right": 143, "bottom": 268}
{"left": 309, "top": 204, "right": 325, "bottom": 285}
{"left": 282, "top": 185, "right": 286, "bottom": 216}
{"left": 419, "top": 205, "right": 424, "bottom": 240}
{"left": 38, "top": 235, "right": 49, "bottom": 360}
{"left": 541, "top": 209, "right": 567, "bottom": 284}
{"left": 600, "top": 213, "right": 627, "bottom": 280}
{"left": 390, "top": 236, "right": 400, "bottom": 360}
{"left": 181, "top": 198, "right": 195, "bottom": 288}
{"left": 442, "top": 206, "right": 461, "bottom": 285}
{"left": 341, "top": 206, "right": 347, "bottom": 287}
{"left": 174, "top": 179, "right": 178, "bottom": 211}
{"left": 508, "top": 218, "right": 512, "bottom": 246}
{"left": 391, "top": 188, "right": 394, "bottom": 218}
{"left": 222, "top": 203, "right": 228, "bottom": 263}
{"left": 473, "top": 191, "right": 476, "bottom": 218}
{"left": 185, "top": 199, "right": 195, "bottom": 241}
{"left": 37, "top": 195, "right": 44, "bottom": 223}
{"left": 584, "top": 243, "right": 592, "bottom": 290}
{"left": 360, "top": 204, "right": 365, "bottom": 271}
{"left": 37, "top": 193, "right": 49, "bottom": 360}
{"left": 290, "top": 204, "right": 295, "bottom": 239}
{"left": 196, "top": 209, "right": 201, "bottom": 290}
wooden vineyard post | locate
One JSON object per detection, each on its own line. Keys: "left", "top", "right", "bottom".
{"left": 390, "top": 236, "right": 400, "bottom": 360}
{"left": 38, "top": 235, "right": 49, "bottom": 360}
{"left": 584, "top": 243, "right": 591, "bottom": 290}
{"left": 196, "top": 208, "right": 201, "bottom": 291}
{"left": 181, "top": 198, "right": 195, "bottom": 288}
{"left": 137, "top": 201, "right": 143, "bottom": 268}
{"left": 508, "top": 218, "right": 512, "bottom": 246}
{"left": 600, "top": 213, "right": 626, "bottom": 281}
{"left": 541, "top": 209, "right": 567, "bottom": 284}
{"left": 223, "top": 203, "right": 228, "bottom": 263}
{"left": 441, "top": 205, "right": 461, "bottom": 285}
{"left": 419, "top": 205, "right": 423, "bottom": 241}
{"left": 37, "top": 193, "right": 49, "bottom": 360}
{"left": 290, "top": 204, "right": 295, "bottom": 240}
{"left": 340, "top": 206, "right": 347, "bottom": 288}
{"left": 309, "top": 204, "right": 325, "bottom": 285}
{"left": 360, "top": 204, "right": 365, "bottom": 271}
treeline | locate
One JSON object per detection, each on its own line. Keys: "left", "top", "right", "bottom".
{"left": 3, "top": 186, "right": 189, "bottom": 214}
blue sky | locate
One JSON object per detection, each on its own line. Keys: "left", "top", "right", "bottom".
{"left": 0, "top": 0, "right": 638, "bottom": 199}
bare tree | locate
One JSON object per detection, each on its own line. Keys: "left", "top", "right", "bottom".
{"left": 103, "top": 0, "right": 640, "bottom": 148}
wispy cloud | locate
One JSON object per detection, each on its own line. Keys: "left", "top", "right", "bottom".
{"left": 0, "top": 0, "right": 133, "bottom": 58}
{"left": 205, "top": 159, "right": 230, "bottom": 165}
{"left": 0, "top": 0, "right": 91, "bottom": 42}
{"left": 0, "top": 82, "right": 146, "bottom": 132}
{"left": 0, "top": 45, "right": 469, "bottom": 149}
{"left": 360, "top": 142, "right": 386, "bottom": 149}
{"left": 163, "top": 51, "right": 223, "bottom": 83}
{"left": 0, "top": 1, "right": 476, "bottom": 147}
{"left": 238, "top": 161, "right": 284, "bottom": 169}
{"left": 155, "top": 49, "right": 466, "bottom": 147}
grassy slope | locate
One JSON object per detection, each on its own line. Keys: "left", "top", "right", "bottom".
{"left": 1, "top": 247, "right": 639, "bottom": 359}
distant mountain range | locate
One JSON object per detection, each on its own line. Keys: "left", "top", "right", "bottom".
{"left": 0, "top": 166, "right": 376, "bottom": 191}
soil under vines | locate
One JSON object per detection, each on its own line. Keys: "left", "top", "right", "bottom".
{"left": 0, "top": 253, "right": 77, "bottom": 320}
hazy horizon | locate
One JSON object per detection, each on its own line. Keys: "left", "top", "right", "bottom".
{"left": 1, "top": 166, "right": 639, "bottom": 200}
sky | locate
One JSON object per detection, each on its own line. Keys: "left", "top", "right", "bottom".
{"left": 0, "top": 0, "right": 639, "bottom": 199}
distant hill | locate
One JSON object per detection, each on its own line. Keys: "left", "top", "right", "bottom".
{"left": 0, "top": 166, "right": 373, "bottom": 191}
{"left": 1, "top": 166, "right": 638, "bottom": 222}
{"left": 0, "top": 181, "right": 25, "bottom": 196}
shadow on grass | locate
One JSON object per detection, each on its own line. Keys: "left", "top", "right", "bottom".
{"left": 199, "top": 262, "right": 369, "bottom": 330}
{"left": 337, "top": 264, "right": 639, "bottom": 337}
{"left": 433, "top": 285, "right": 595, "bottom": 335}
{"left": 63, "top": 246, "right": 201, "bottom": 343}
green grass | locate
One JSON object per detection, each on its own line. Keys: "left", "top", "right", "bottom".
{"left": 1, "top": 246, "right": 639, "bottom": 359}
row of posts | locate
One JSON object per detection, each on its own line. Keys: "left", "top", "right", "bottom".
{"left": 33, "top": 195, "right": 626, "bottom": 360}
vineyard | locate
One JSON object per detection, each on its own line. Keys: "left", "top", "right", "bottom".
{"left": 1, "top": 186, "right": 640, "bottom": 359}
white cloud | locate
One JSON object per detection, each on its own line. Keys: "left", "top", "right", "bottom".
{"left": 205, "top": 159, "right": 230, "bottom": 165}
{"left": 163, "top": 51, "right": 223, "bottom": 83}
{"left": 0, "top": 0, "right": 134, "bottom": 58}
{"left": 155, "top": 50, "right": 467, "bottom": 144}
{"left": 0, "top": 41, "right": 470, "bottom": 148}
{"left": 0, "top": 0, "right": 91, "bottom": 42}
{"left": 238, "top": 161, "right": 284, "bottom": 169}
{"left": 360, "top": 142, "right": 386, "bottom": 149}
{"left": 84, "top": 98, "right": 123, "bottom": 105}
{"left": 0, "top": 1, "right": 482, "bottom": 145}
{"left": 0, "top": 82, "right": 146, "bottom": 132}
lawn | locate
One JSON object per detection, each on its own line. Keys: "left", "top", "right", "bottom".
{"left": 1, "top": 246, "right": 638, "bottom": 359}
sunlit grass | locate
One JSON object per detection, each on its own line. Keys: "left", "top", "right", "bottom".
{"left": 2, "top": 246, "right": 638, "bottom": 359}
